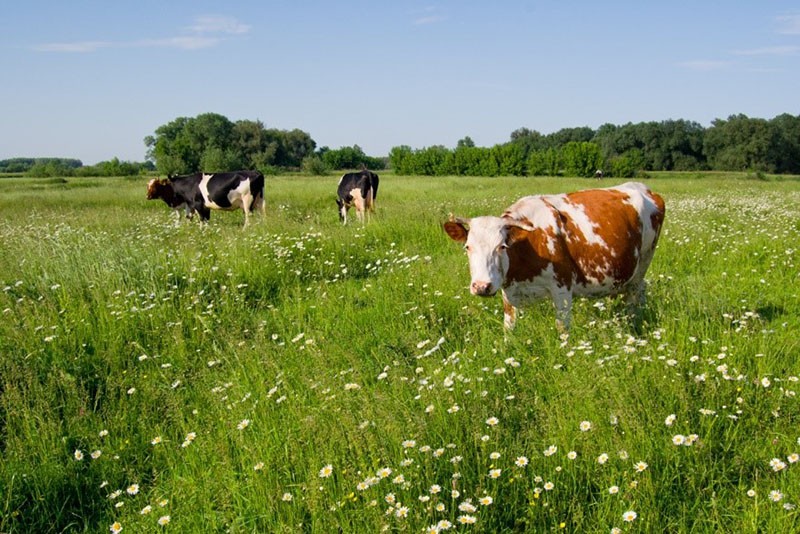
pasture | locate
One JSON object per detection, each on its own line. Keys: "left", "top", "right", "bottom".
{"left": 1, "top": 173, "right": 799, "bottom": 533}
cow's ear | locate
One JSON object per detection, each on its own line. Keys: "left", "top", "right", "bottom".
{"left": 506, "top": 224, "right": 531, "bottom": 246}
{"left": 444, "top": 220, "right": 468, "bottom": 243}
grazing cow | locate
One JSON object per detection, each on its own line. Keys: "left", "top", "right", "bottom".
{"left": 443, "top": 182, "right": 665, "bottom": 332}
{"left": 336, "top": 170, "right": 379, "bottom": 224}
{"left": 147, "top": 170, "right": 265, "bottom": 227}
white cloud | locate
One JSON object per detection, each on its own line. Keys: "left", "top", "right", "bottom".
{"left": 733, "top": 45, "right": 800, "bottom": 56}
{"left": 676, "top": 60, "right": 732, "bottom": 71}
{"left": 187, "top": 15, "right": 251, "bottom": 35}
{"left": 414, "top": 15, "right": 446, "bottom": 25}
{"left": 776, "top": 13, "right": 800, "bottom": 34}
{"left": 33, "top": 41, "right": 112, "bottom": 53}
{"left": 33, "top": 15, "right": 249, "bottom": 53}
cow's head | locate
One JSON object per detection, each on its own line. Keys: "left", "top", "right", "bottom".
{"left": 146, "top": 178, "right": 171, "bottom": 200}
{"left": 444, "top": 216, "right": 531, "bottom": 297}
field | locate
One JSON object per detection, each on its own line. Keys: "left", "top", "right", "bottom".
{"left": 1, "top": 173, "right": 799, "bottom": 533}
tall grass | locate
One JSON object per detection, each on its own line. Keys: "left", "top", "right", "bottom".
{"left": 1, "top": 173, "right": 799, "bottom": 533}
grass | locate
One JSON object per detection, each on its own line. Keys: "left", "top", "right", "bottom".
{"left": 1, "top": 172, "right": 800, "bottom": 533}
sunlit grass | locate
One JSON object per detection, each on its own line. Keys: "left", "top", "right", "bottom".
{"left": 1, "top": 173, "right": 799, "bottom": 532}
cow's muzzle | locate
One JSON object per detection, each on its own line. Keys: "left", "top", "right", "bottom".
{"left": 470, "top": 281, "right": 496, "bottom": 297}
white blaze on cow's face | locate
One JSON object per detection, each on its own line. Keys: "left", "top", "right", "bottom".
{"left": 453, "top": 216, "right": 511, "bottom": 297}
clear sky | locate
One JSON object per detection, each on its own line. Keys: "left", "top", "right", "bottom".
{"left": 2, "top": 1, "right": 799, "bottom": 164}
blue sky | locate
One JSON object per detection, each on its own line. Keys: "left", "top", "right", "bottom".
{"left": 2, "top": 1, "right": 799, "bottom": 164}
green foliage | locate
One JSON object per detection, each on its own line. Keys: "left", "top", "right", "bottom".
{"left": 527, "top": 148, "right": 561, "bottom": 176}
{"left": 319, "top": 145, "right": 385, "bottom": 171}
{"left": 144, "top": 113, "right": 318, "bottom": 175}
{"left": 561, "top": 141, "right": 604, "bottom": 178}
{"left": 302, "top": 155, "right": 329, "bottom": 175}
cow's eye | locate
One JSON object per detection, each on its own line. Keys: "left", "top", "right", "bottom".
{"left": 498, "top": 243, "right": 509, "bottom": 251}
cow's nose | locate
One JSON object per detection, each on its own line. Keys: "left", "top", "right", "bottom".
{"left": 471, "top": 281, "right": 493, "bottom": 296}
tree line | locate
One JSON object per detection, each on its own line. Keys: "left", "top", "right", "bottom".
{"left": 5, "top": 112, "right": 798, "bottom": 179}
{"left": 144, "top": 112, "right": 384, "bottom": 176}
{"left": 0, "top": 157, "right": 154, "bottom": 177}
{"left": 390, "top": 114, "right": 800, "bottom": 177}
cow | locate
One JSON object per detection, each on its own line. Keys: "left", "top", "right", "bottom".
{"left": 147, "top": 170, "right": 265, "bottom": 227}
{"left": 336, "top": 169, "right": 379, "bottom": 224}
{"left": 443, "top": 182, "right": 665, "bottom": 332}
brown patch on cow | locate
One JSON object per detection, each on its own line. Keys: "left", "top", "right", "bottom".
{"left": 556, "top": 190, "right": 644, "bottom": 287}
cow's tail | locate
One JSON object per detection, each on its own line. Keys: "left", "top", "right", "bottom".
{"left": 252, "top": 172, "right": 266, "bottom": 216}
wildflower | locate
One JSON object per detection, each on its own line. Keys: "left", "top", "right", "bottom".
{"left": 254, "top": 462, "right": 264, "bottom": 471}
{"left": 395, "top": 506, "right": 409, "bottom": 518}
{"left": 789, "top": 453, "right": 799, "bottom": 464}
{"left": 140, "top": 505, "right": 152, "bottom": 515}
{"left": 430, "top": 484, "right": 442, "bottom": 494}
{"left": 237, "top": 419, "right": 250, "bottom": 430}
{"left": 126, "top": 484, "right": 139, "bottom": 496}
{"left": 488, "top": 468, "right": 502, "bottom": 479}
{"left": 185, "top": 432, "right": 196, "bottom": 442}
{"left": 544, "top": 482, "right": 555, "bottom": 491}
{"left": 762, "top": 377, "right": 771, "bottom": 388}
{"left": 344, "top": 383, "right": 360, "bottom": 390}
{"left": 435, "top": 503, "right": 446, "bottom": 512}
{"left": 544, "top": 445, "right": 557, "bottom": 457}
{"left": 479, "top": 495, "right": 493, "bottom": 506}
{"left": 377, "top": 467, "right": 392, "bottom": 478}
{"left": 127, "top": 387, "right": 136, "bottom": 395}
{"left": 157, "top": 499, "right": 168, "bottom": 507}
{"left": 109, "top": 522, "right": 122, "bottom": 533}
{"left": 425, "top": 404, "right": 434, "bottom": 413}
{"left": 622, "top": 510, "right": 637, "bottom": 522}
{"left": 489, "top": 451, "right": 501, "bottom": 460}
{"left": 157, "top": 515, "right": 170, "bottom": 526}
{"left": 385, "top": 493, "right": 396, "bottom": 504}
{"left": 770, "top": 458, "right": 787, "bottom": 472}
{"left": 567, "top": 451, "right": 577, "bottom": 460}
{"left": 151, "top": 436, "right": 162, "bottom": 445}
{"left": 618, "top": 450, "right": 629, "bottom": 460}
{"left": 635, "top": 461, "right": 648, "bottom": 472}
{"left": 91, "top": 450, "right": 102, "bottom": 459}
{"left": 672, "top": 434, "right": 686, "bottom": 446}
{"left": 437, "top": 519, "right": 452, "bottom": 529}
{"left": 515, "top": 456, "right": 529, "bottom": 467}
{"left": 402, "top": 439, "right": 417, "bottom": 449}
{"left": 451, "top": 490, "right": 460, "bottom": 499}
{"left": 282, "top": 493, "right": 293, "bottom": 502}
{"left": 74, "top": 449, "right": 84, "bottom": 461}
{"left": 579, "top": 420, "right": 592, "bottom": 432}
{"left": 392, "top": 474, "right": 405, "bottom": 484}
{"left": 611, "top": 528, "right": 622, "bottom": 534}
{"left": 769, "top": 490, "right": 784, "bottom": 502}
{"left": 597, "top": 453, "right": 609, "bottom": 464}
{"left": 609, "top": 485, "right": 620, "bottom": 494}
{"left": 784, "top": 503, "right": 797, "bottom": 510}
{"left": 747, "top": 489, "right": 756, "bottom": 498}
{"left": 319, "top": 464, "right": 333, "bottom": 478}
{"left": 486, "top": 416, "right": 499, "bottom": 426}
{"left": 458, "top": 501, "right": 477, "bottom": 513}
{"left": 401, "top": 458, "right": 414, "bottom": 467}
{"left": 99, "top": 429, "right": 109, "bottom": 437}
{"left": 458, "top": 515, "right": 477, "bottom": 525}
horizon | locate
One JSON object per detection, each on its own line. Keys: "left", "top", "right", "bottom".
{"left": 2, "top": 2, "right": 799, "bottom": 165}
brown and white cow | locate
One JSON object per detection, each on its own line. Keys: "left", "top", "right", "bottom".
{"left": 443, "top": 182, "right": 665, "bottom": 331}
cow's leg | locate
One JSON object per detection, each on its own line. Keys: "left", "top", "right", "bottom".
{"left": 241, "top": 193, "right": 253, "bottom": 228}
{"left": 624, "top": 279, "right": 647, "bottom": 328}
{"left": 549, "top": 288, "right": 573, "bottom": 332}
{"left": 502, "top": 292, "right": 517, "bottom": 330}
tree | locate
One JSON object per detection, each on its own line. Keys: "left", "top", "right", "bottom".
{"left": 561, "top": 142, "right": 604, "bottom": 177}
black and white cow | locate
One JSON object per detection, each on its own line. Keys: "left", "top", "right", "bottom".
{"left": 147, "top": 170, "right": 265, "bottom": 227}
{"left": 336, "top": 170, "right": 379, "bottom": 224}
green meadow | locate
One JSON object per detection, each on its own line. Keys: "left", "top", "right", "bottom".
{"left": 1, "top": 173, "right": 799, "bottom": 533}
